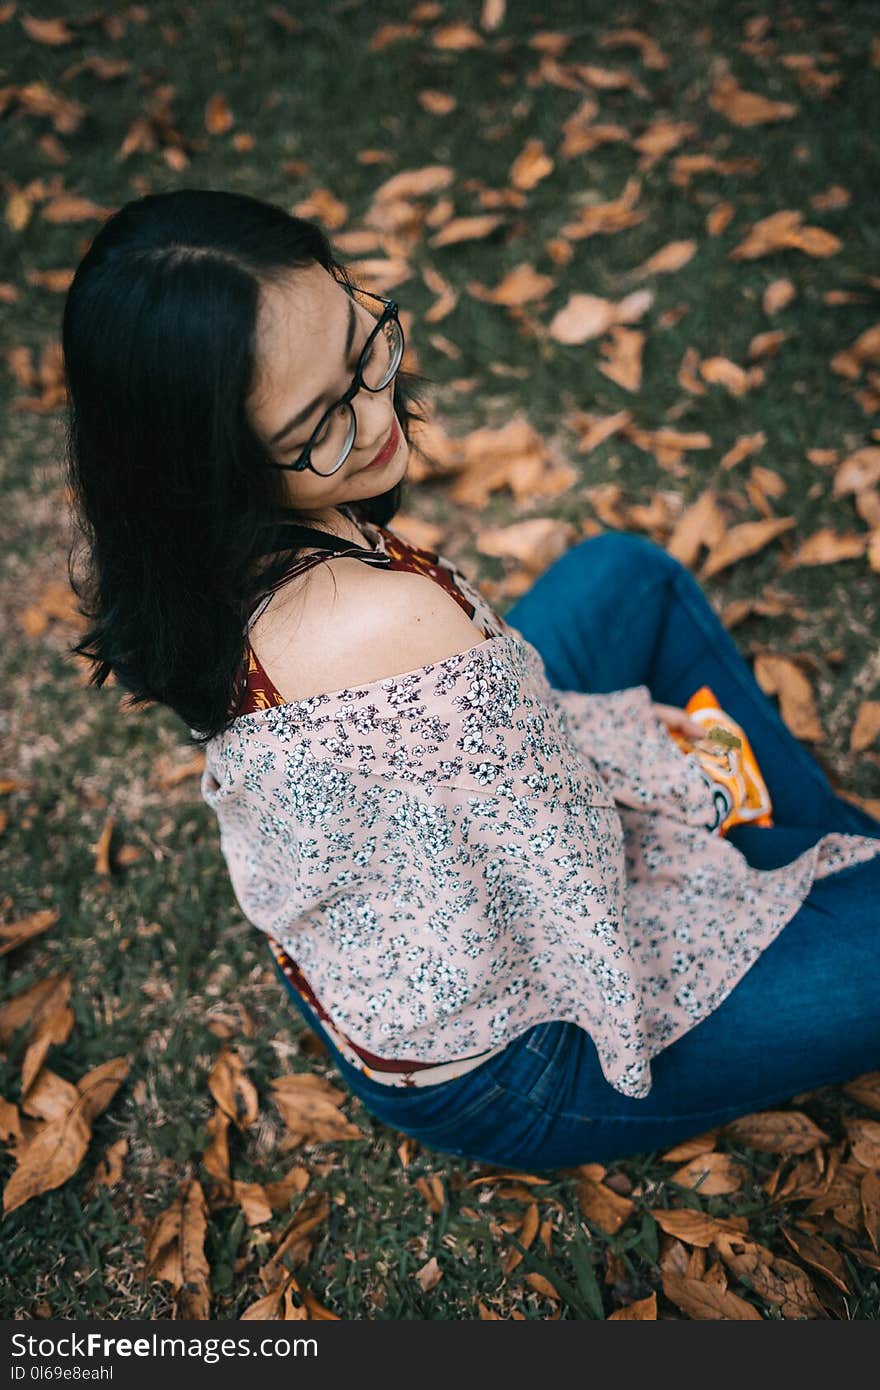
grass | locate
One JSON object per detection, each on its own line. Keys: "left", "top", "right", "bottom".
{"left": 1, "top": 0, "right": 879, "bottom": 1319}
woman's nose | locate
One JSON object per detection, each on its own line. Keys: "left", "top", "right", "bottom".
{"left": 352, "top": 383, "right": 393, "bottom": 453}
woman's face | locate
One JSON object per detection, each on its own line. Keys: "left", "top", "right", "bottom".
{"left": 247, "top": 261, "right": 408, "bottom": 518}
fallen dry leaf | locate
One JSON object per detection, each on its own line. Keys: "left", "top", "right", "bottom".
{"left": 670, "top": 1151, "right": 747, "bottom": 1196}
{"left": 576, "top": 1172, "right": 634, "bottom": 1235}
{"left": 145, "top": 1179, "right": 211, "bottom": 1319}
{"left": 608, "top": 1292, "right": 657, "bottom": 1319}
{"left": 730, "top": 209, "right": 840, "bottom": 261}
{"left": 0, "top": 907, "right": 59, "bottom": 957}
{"left": 724, "top": 1110, "right": 829, "bottom": 1155}
{"left": 698, "top": 516, "right": 797, "bottom": 579}
{"left": 90, "top": 1137, "right": 128, "bottom": 1191}
{"left": 752, "top": 655, "right": 825, "bottom": 743}
{"left": 845, "top": 700, "right": 878, "bottom": 756}
{"left": 2, "top": 1097, "right": 91, "bottom": 1215}
{"left": 208, "top": 1047, "right": 259, "bottom": 1132}
{"left": 270, "top": 1073, "right": 364, "bottom": 1148}
{"left": 843, "top": 1072, "right": 880, "bottom": 1112}
{"left": 414, "top": 1255, "right": 443, "bottom": 1292}
{"left": 20, "top": 1068, "right": 78, "bottom": 1123}
{"left": 260, "top": 1192, "right": 330, "bottom": 1291}
{"left": 709, "top": 72, "right": 798, "bottom": 127}
{"left": 630, "top": 238, "right": 697, "bottom": 277}
{"left": 204, "top": 93, "right": 234, "bottom": 135}
{"left": 661, "top": 1271, "right": 761, "bottom": 1319}
{"left": 665, "top": 489, "right": 728, "bottom": 568}
{"left": 597, "top": 326, "right": 644, "bottom": 391}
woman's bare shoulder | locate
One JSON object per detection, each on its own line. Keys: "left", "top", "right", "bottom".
{"left": 249, "top": 559, "right": 488, "bottom": 703}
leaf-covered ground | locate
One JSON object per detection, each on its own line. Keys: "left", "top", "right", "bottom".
{"left": 1, "top": 0, "right": 879, "bottom": 1320}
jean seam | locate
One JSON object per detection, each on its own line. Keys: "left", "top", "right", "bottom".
{"left": 491, "top": 1061, "right": 870, "bottom": 1131}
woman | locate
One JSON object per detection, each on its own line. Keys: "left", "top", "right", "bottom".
{"left": 63, "top": 188, "right": 880, "bottom": 1170}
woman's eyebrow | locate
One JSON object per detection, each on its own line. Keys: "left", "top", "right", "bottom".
{"left": 269, "top": 294, "right": 358, "bottom": 447}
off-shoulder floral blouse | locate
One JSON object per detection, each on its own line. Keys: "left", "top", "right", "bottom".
{"left": 197, "top": 509, "right": 880, "bottom": 1100}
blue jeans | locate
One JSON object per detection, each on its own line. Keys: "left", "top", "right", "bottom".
{"left": 272, "top": 532, "right": 880, "bottom": 1170}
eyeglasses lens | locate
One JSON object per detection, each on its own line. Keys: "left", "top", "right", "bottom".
{"left": 310, "top": 317, "right": 404, "bottom": 476}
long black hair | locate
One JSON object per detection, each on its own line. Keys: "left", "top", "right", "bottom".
{"left": 62, "top": 188, "right": 434, "bottom": 747}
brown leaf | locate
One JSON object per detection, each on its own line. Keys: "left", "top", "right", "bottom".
{"left": 751, "top": 656, "right": 825, "bottom": 743}
{"left": 730, "top": 209, "right": 839, "bottom": 261}
{"left": 780, "top": 1227, "right": 850, "bottom": 1293}
{"left": 5, "top": 188, "right": 33, "bottom": 233}
{"left": 204, "top": 93, "right": 234, "bottom": 135}
{"left": 842, "top": 1243, "right": 880, "bottom": 1273}
{"left": 20, "top": 989, "right": 75, "bottom": 1096}
{"left": 764, "top": 279, "right": 796, "bottom": 314}
{"left": 860, "top": 1171, "right": 880, "bottom": 1252}
{"left": 0, "top": 907, "right": 59, "bottom": 956}
{"left": 709, "top": 73, "right": 797, "bottom": 126}
{"left": 20, "top": 14, "right": 74, "bottom": 45}
{"left": 270, "top": 1073, "right": 364, "bottom": 1148}
{"left": 670, "top": 1151, "right": 747, "bottom": 1196}
{"left": 41, "top": 194, "right": 110, "bottom": 224}
{"left": 707, "top": 203, "right": 735, "bottom": 236}
{"left": 90, "top": 1137, "right": 127, "bottom": 1191}
{"left": 415, "top": 1174, "right": 445, "bottom": 1214}
{"left": 721, "top": 432, "right": 767, "bottom": 472}
{"left": 475, "top": 519, "right": 576, "bottom": 574}
{"left": 576, "top": 1173, "right": 634, "bottom": 1234}
{"left": 429, "top": 214, "right": 504, "bottom": 248}
{"left": 843, "top": 1072, "right": 880, "bottom": 1112}
{"left": 834, "top": 447, "right": 880, "bottom": 497}
{"left": 523, "top": 1271, "right": 560, "bottom": 1301}
{"left": 260, "top": 1192, "right": 331, "bottom": 1290}
{"left": 233, "top": 1180, "right": 273, "bottom": 1227}
{"left": 570, "top": 408, "right": 632, "bottom": 455}
{"left": 469, "top": 263, "right": 554, "bottom": 307}
{"left": 549, "top": 293, "right": 618, "bottom": 344}
{"left": 665, "top": 489, "right": 728, "bottom": 568}
{"left": 601, "top": 26, "right": 668, "bottom": 70}
{"left": 202, "top": 1107, "right": 231, "bottom": 1194}
{"left": 697, "top": 355, "right": 756, "bottom": 394}
{"left": 850, "top": 702, "right": 880, "bottom": 754}
{"left": 784, "top": 528, "right": 867, "bottom": 568}
{"left": 20, "top": 1068, "right": 78, "bottom": 1122}
{"left": 748, "top": 330, "right": 788, "bottom": 361}
{"left": 263, "top": 1163, "right": 310, "bottom": 1212}
{"left": 661, "top": 1271, "right": 761, "bottom": 1319}
{"left": 650, "top": 1209, "right": 748, "bottom": 1247}
{"left": 77, "top": 1056, "right": 130, "bottom": 1123}
{"left": 597, "top": 326, "right": 644, "bottom": 391}
{"left": 146, "top": 1179, "right": 211, "bottom": 1319}
{"left": 631, "top": 239, "right": 697, "bottom": 277}
{"left": 502, "top": 1200, "right": 540, "bottom": 1274}
{"left": 724, "top": 1109, "right": 829, "bottom": 1155}
{"left": 510, "top": 138, "right": 554, "bottom": 191}
{"left": 746, "top": 1257, "right": 826, "bottom": 1318}
{"left": 2, "top": 1098, "right": 92, "bottom": 1214}
{"left": 208, "top": 1047, "right": 258, "bottom": 1131}
{"left": 608, "top": 1292, "right": 657, "bottom": 1319}
{"left": 0, "top": 1096, "right": 23, "bottom": 1149}
{"left": 661, "top": 1130, "right": 720, "bottom": 1162}
{"left": 241, "top": 1271, "right": 302, "bottom": 1320}
{"left": 414, "top": 1255, "right": 443, "bottom": 1292}
{"left": 699, "top": 515, "right": 797, "bottom": 579}
{"left": 0, "top": 973, "right": 71, "bottom": 1048}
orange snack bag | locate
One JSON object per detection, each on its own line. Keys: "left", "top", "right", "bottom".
{"left": 666, "top": 684, "right": 774, "bottom": 836}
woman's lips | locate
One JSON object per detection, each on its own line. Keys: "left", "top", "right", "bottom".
{"left": 360, "top": 417, "right": 399, "bottom": 470}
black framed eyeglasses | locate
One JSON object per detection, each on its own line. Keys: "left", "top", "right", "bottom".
{"left": 265, "top": 284, "right": 405, "bottom": 477}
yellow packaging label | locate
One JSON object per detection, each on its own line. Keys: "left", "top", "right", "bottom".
{"left": 667, "top": 684, "right": 774, "bottom": 836}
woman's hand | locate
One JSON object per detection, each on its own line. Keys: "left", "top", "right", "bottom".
{"left": 651, "top": 701, "right": 704, "bottom": 741}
